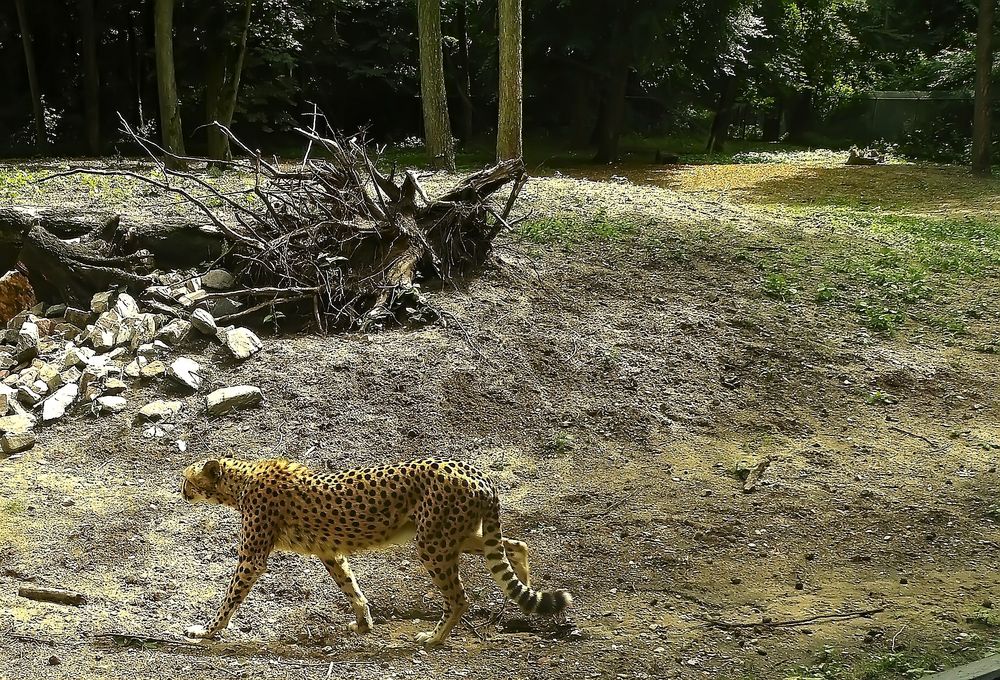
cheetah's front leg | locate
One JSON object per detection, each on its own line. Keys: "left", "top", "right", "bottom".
{"left": 184, "top": 521, "right": 273, "bottom": 638}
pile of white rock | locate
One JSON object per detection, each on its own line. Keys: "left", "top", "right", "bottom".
{"left": 0, "top": 282, "right": 264, "bottom": 455}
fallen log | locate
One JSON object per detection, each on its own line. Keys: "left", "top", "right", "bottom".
{"left": 17, "top": 585, "right": 87, "bottom": 606}
{"left": 6, "top": 119, "right": 525, "bottom": 332}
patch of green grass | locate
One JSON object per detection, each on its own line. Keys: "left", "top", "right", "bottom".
{"left": 967, "top": 608, "right": 1000, "bottom": 627}
{"left": 2, "top": 499, "right": 26, "bottom": 516}
{"left": 543, "top": 432, "right": 575, "bottom": 456}
{"left": 785, "top": 648, "right": 957, "bottom": 680}
{"left": 866, "top": 390, "right": 896, "bottom": 406}
{"left": 518, "top": 210, "right": 639, "bottom": 245}
{"left": 0, "top": 168, "right": 44, "bottom": 201}
{"left": 762, "top": 272, "right": 799, "bottom": 301}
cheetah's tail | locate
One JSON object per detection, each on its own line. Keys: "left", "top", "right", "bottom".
{"left": 482, "top": 499, "right": 573, "bottom": 616}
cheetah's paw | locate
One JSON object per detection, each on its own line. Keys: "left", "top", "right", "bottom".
{"left": 415, "top": 630, "right": 443, "bottom": 647}
{"left": 184, "top": 624, "right": 217, "bottom": 640}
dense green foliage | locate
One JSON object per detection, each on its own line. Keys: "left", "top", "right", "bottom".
{"left": 0, "top": 0, "right": 991, "bottom": 160}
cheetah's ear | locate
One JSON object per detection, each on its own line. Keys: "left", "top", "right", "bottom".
{"left": 203, "top": 459, "right": 222, "bottom": 482}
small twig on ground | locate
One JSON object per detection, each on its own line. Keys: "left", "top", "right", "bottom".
{"left": 889, "top": 425, "right": 938, "bottom": 449}
{"left": 891, "top": 624, "right": 906, "bottom": 652}
{"left": 703, "top": 607, "right": 885, "bottom": 630}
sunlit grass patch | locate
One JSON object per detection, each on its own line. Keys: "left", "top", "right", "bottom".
{"left": 518, "top": 209, "right": 641, "bottom": 245}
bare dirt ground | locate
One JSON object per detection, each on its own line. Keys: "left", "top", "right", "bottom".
{"left": 1, "top": 154, "right": 999, "bottom": 680}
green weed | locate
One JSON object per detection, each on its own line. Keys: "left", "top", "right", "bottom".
{"left": 518, "top": 210, "right": 637, "bottom": 245}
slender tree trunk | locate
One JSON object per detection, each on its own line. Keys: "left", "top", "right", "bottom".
{"left": 496, "top": 0, "right": 523, "bottom": 161}
{"left": 416, "top": 0, "right": 455, "bottom": 171}
{"left": 593, "top": 10, "right": 629, "bottom": 163}
{"left": 153, "top": 0, "right": 187, "bottom": 168}
{"left": 571, "top": 69, "right": 596, "bottom": 146}
{"left": 14, "top": 0, "right": 46, "bottom": 150}
{"left": 706, "top": 77, "right": 738, "bottom": 153}
{"left": 973, "top": 0, "right": 994, "bottom": 176}
{"left": 206, "top": 0, "right": 252, "bottom": 162}
{"left": 79, "top": 0, "right": 100, "bottom": 155}
{"left": 455, "top": 0, "right": 474, "bottom": 146}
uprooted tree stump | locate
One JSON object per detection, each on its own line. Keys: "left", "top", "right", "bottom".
{"left": 1, "top": 123, "right": 527, "bottom": 331}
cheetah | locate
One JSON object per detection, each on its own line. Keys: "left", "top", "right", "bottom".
{"left": 180, "top": 456, "right": 572, "bottom": 645}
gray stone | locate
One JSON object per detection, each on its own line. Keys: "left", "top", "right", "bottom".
{"left": 206, "top": 297, "right": 242, "bottom": 318}
{"left": 63, "top": 346, "right": 87, "bottom": 369}
{"left": 190, "top": 309, "right": 217, "bottom": 335}
{"left": 223, "top": 327, "right": 262, "bottom": 361}
{"left": 7, "top": 311, "right": 29, "bottom": 332}
{"left": 95, "top": 396, "right": 127, "bottom": 414}
{"left": 0, "top": 412, "right": 35, "bottom": 434}
{"left": 201, "top": 269, "right": 235, "bottom": 291}
{"left": 42, "top": 384, "right": 78, "bottom": 422}
{"left": 60, "top": 367, "right": 82, "bottom": 387}
{"left": 53, "top": 323, "right": 80, "bottom": 340}
{"left": 17, "top": 385, "right": 42, "bottom": 406}
{"left": 167, "top": 357, "right": 203, "bottom": 391}
{"left": 206, "top": 386, "right": 263, "bottom": 416}
{"left": 90, "top": 291, "right": 114, "bottom": 314}
{"left": 136, "top": 400, "right": 182, "bottom": 423}
{"left": 64, "top": 307, "right": 92, "bottom": 328}
{"left": 157, "top": 319, "right": 192, "bottom": 345}
{"left": 29, "top": 302, "right": 45, "bottom": 315}
{"left": 45, "top": 304, "right": 67, "bottom": 318}
{"left": 0, "top": 385, "right": 13, "bottom": 415}
{"left": 1, "top": 431, "right": 35, "bottom": 454}
{"left": 0, "top": 350, "right": 15, "bottom": 371}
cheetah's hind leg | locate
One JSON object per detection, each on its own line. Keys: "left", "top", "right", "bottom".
{"left": 461, "top": 531, "right": 532, "bottom": 586}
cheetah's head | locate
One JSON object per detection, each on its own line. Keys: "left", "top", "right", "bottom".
{"left": 181, "top": 459, "right": 230, "bottom": 506}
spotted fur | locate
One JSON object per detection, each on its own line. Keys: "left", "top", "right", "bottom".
{"left": 180, "top": 457, "right": 572, "bottom": 645}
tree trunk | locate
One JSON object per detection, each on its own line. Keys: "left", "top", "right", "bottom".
{"left": 206, "top": 0, "right": 252, "bottom": 163}
{"left": 706, "top": 77, "right": 738, "bottom": 153}
{"left": 593, "top": 9, "right": 629, "bottom": 163}
{"left": 571, "top": 70, "right": 597, "bottom": 147}
{"left": 496, "top": 0, "right": 523, "bottom": 161}
{"left": 79, "top": 0, "right": 101, "bottom": 155}
{"left": 14, "top": 0, "right": 46, "bottom": 150}
{"left": 973, "top": 0, "right": 994, "bottom": 176}
{"left": 455, "top": 0, "right": 474, "bottom": 146}
{"left": 593, "top": 63, "right": 629, "bottom": 163}
{"left": 153, "top": 0, "right": 187, "bottom": 168}
{"left": 416, "top": 0, "right": 455, "bottom": 171}
{"left": 784, "top": 91, "right": 813, "bottom": 144}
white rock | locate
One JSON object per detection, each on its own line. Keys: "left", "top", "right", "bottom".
{"left": 16, "top": 321, "right": 39, "bottom": 361}
{"left": 37, "top": 363, "right": 62, "bottom": 391}
{"left": 136, "top": 400, "right": 182, "bottom": 423}
{"left": 190, "top": 309, "right": 217, "bottom": 335}
{"left": 95, "top": 396, "right": 127, "bottom": 414}
{"left": 113, "top": 293, "right": 140, "bottom": 319}
{"left": 224, "top": 327, "right": 262, "bottom": 360}
{"left": 102, "top": 378, "right": 128, "bottom": 395}
{"left": 42, "top": 384, "right": 79, "bottom": 422}
{"left": 206, "top": 386, "right": 263, "bottom": 416}
{"left": 124, "top": 356, "right": 149, "bottom": 379}
{"left": 168, "top": 357, "right": 203, "bottom": 391}
{"left": 0, "top": 412, "right": 35, "bottom": 434}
